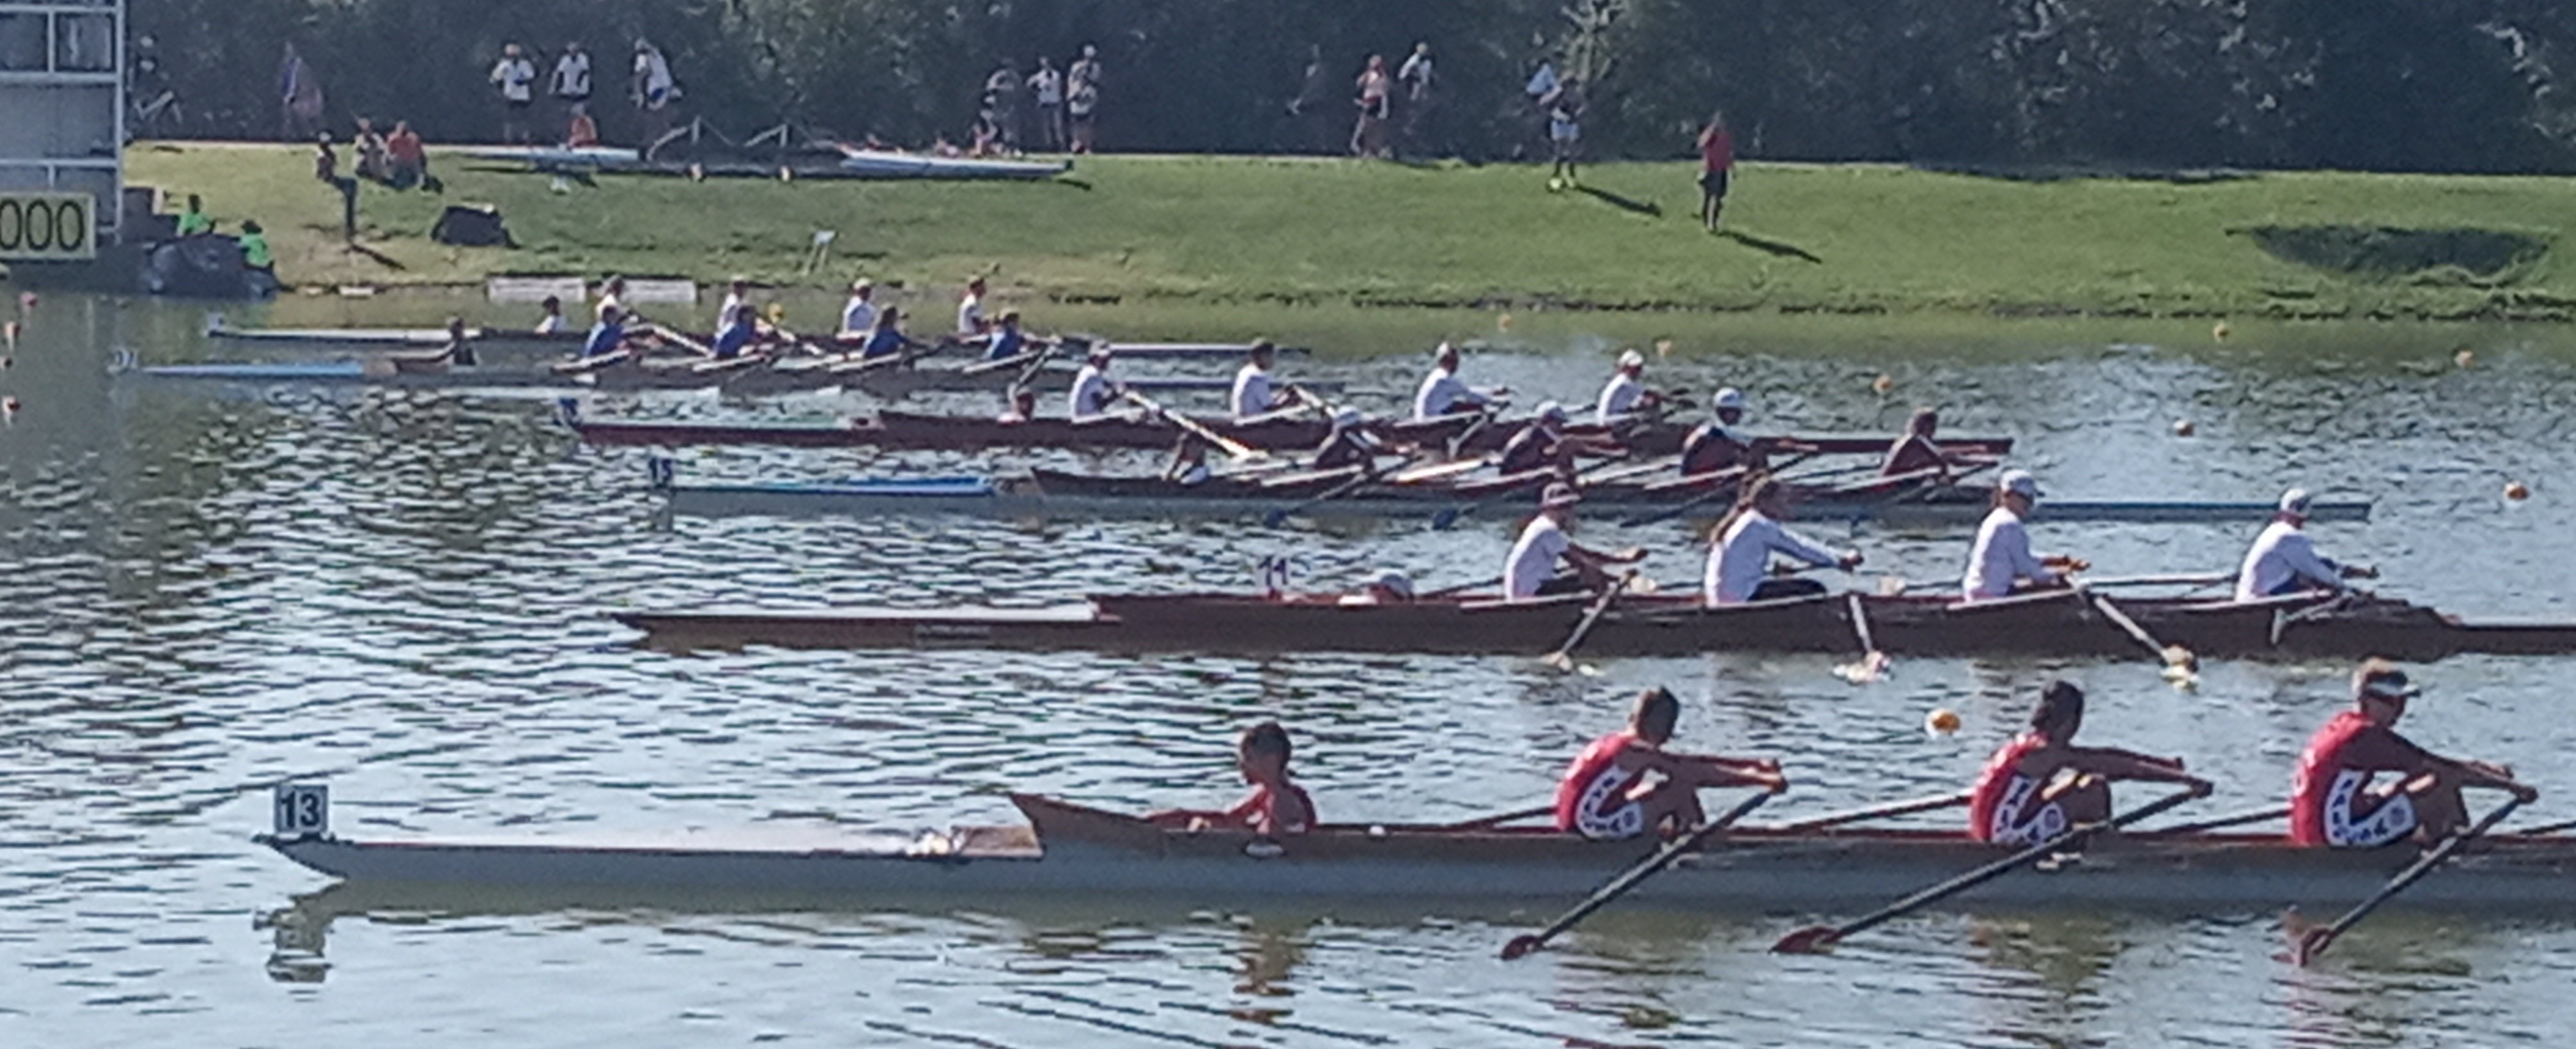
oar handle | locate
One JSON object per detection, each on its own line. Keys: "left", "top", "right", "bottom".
{"left": 1760, "top": 791, "right": 1969, "bottom": 834}
{"left": 2300, "top": 796, "right": 2525, "bottom": 963}
{"left": 1502, "top": 790, "right": 1774, "bottom": 960}
{"left": 1430, "top": 804, "right": 1556, "bottom": 832}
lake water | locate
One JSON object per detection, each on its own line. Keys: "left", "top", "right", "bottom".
{"left": 6, "top": 293, "right": 2576, "bottom": 1046}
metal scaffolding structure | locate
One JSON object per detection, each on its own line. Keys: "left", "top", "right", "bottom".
{"left": 0, "top": 0, "right": 123, "bottom": 246}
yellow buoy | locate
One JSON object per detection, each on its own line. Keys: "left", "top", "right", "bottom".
{"left": 2212, "top": 321, "right": 2230, "bottom": 341}
{"left": 2455, "top": 348, "right": 2476, "bottom": 369}
{"left": 1925, "top": 708, "right": 1962, "bottom": 735}
{"left": 2506, "top": 482, "right": 2530, "bottom": 501}
{"left": 1496, "top": 312, "right": 1514, "bottom": 331}
{"left": 1654, "top": 337, "right": 1674, "bottom": 359}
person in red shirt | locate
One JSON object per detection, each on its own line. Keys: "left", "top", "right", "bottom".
{"left": 1696, "top": 111, "right": 1734, "bottom": 231}
{"left": 1146, "top": 721, "right": 1317, "bottom": 835}
{"left": 1554, "top": 687, "right": 1786, "bottom": 840}
{"left": 1967, "top": 682, "right": 2209, "bottom": 844}
{"left": 2289, "top": 661, "right": 2536, "bottom": 848}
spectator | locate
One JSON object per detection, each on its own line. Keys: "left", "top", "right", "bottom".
{"left": 314, "top": 133, "right": 357, "bottom": 240}
{"left": 550, "top": 42, "right": 593, "bottom": 132}
{"left": 1545, "top": 78, "right": 1584, "bottom": 188}
{"left": 1289, "top": 44, "right": 1337, "bottom": 153}
{"left": 279, "top": 42, "right": 325, "bottom": 141}
{"left": 1396, "top": 42, "right": 1436, "bottom": 154}
{"left": 173, "top": 194, "right": 212, "bottom": 237}
{"left": 1028, "top": 57, "right": 1064, "bottom": 151}
{"left": 982, "top": 60, "right": 1022, "bottom": 153}
{"left": 1067, "top": 44, "right": 1102, "bottom": 154}
{"left": 490, "top": 43, "right": 538, "bottom": 144}
{"left": 237, "top": 219, "right": 276, "bottom": 285}
{"left": 1352, "top": 55, "right": 1391, "bottom": 158}
{"left": 1697, "top": 110, "right": 1734, "bottom": 231}
{"left": 1523, "top": 58, "right": 1558, "bottom": 159}
{"left": 632, "top": 38, "right": 676, "bottom": 153}
{"left": 385, "top": 121, "right": 428, "bottom": 190}
{"left": 353, "top": 117, "right": 389, "bottom": 181}
{"left": 565, "top": 103, "right": 598, "bottom": 148}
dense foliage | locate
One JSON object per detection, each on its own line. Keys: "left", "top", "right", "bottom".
{"left": 135, "top": 0, "right": 2576, "bottom": 171}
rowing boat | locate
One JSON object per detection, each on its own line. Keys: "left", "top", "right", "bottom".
{"left": 573, "top": 411, "right": 2017, "bottom": 457}
{"left": 612, "top": 591, "right": 2576, "bottom": 662}
{"left": 836, "top": 147, "right": 1070, "bottom": 180}
{"left": 260, "top": 791, "right": 2576, "bottom": 913}
{"left": 650, "top": 461, "right": 2371, "bottom": 527}
{"left": 126, "top": 357, "right": 1303, "bottom": 399}
{"left": 207, "top": 323, "right": 1303, "bottom": 363}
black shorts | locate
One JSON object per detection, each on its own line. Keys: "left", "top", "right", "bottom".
{"left": 507, "top": 97, "right": 532, "bottom": 110}
{"left": 1700, "top": 169, "right": 1729, "bottom": 197}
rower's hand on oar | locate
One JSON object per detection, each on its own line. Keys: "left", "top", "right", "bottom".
{"left": 2343, "top": 564, "right": 2381, "bottom": 580}
{"left": 1611, "top": 546, "right": 1648, "bottom": 563}
{"left": 1838, "top": 552, "right": 1865, "bottom": 571}
{"left": 2046, "top": 555, "right": 2092, "bottom": 573}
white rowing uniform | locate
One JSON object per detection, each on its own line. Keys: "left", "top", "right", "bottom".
{"left": 1231, "top": 362, "right": 1274, "bottom": 421}
{"left": 534, "top": 313, "right": 564, "bottom": 335}
{"left": 1504, "top": 516, "right": 1571, "bottom": 599}
{"left": 840, "top": 297, "right": 876, "bottom": 337}
{"left": 2235, "top": 519, "right": 2346, "bottom": 601}
{"left": 1413, "top": 365, "right": 1488, "bottom": 421}
{"left": 718, "top": 292, "right": 747, "bottom": 331}
{"left": 1595, "top": 372, "right": 1643, "bottom": 424}
{"left": 1962, "top": 505, "right": 2056, "bottom": 600}
{"left": 1704, "top": 510, "right": 1845, "bottom": 605}
{"left": 1067, "top": 363, "right": 1117, "bottom": 421}
{"left": 1981, "top": 770, "right": 2069, "bottom": 846}
{"left": 956, "top": 293, "right": 986, "bottom": 337}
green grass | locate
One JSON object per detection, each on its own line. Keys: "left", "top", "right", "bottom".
{"left": 120, "top": 142, "right": 2576, "bottom": 321}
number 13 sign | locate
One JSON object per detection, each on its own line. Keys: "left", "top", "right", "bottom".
{"left": 272, "top": 784, "right": 330, "bottom": 837}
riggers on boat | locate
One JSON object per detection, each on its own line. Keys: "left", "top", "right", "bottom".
{"left": 611, "top": 590, "right": 2576, "bottom": 663}
{"left": 260, "top": 791, "right": 2576, "bottom": 914}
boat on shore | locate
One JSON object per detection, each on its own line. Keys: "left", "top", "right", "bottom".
{"left": 208, "top": 319, "right": 1305, "bottom": 363}
{"left": 126, "top": 355, "right": 1307, "bottom": 399}
{"left": 261, "top": 792, "right": 2576, "bottom": 914}
{"left": 611, "top": 589, "right": 2576, "bottom": 662}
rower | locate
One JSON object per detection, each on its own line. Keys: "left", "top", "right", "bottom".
{"left": 1594, "top": 348, "right": 1659, "bottom": 424}
{"left": 1067, "top": 344, "right": 1126, "bottom": 423}
{"left": 1231, "top": 340, "right": 1295, "bottom": 421}
{"left": 983, "top": 311, "right": 1031, "bottom": 362}
{"left": 1496, "top": 403, "right": 1620, "bottom": 476}
{"left": 1412, "top": 342, "right": 1508, "bottom": 421}
{"left": 1881, "top": 407, "right": 1948, "bottom": 477}
{"left": 1968, "top": 681, "right": 2208, "bottom": 845}
{"left": 997, "top": 384, "right": 1037, "bottom": 424}
{"left": 1144, "top": 721, "right": 1317, "bottom": 836}
{"left": 1311, "top": 407, "right": 1386, "bottom": 473}
{"left": 1677, "top": 388, "right": 1764, "bottom": 475}
{"left": 838, "top": 280, "right": 877, "bottom": 339}
{"left": 392, "top": 317, "right": 479, "bottom": 374}
{"left": 2289, "top": 660, "right": 2537, "bottom": 848}
{"left": 1960, "top": 469, "right": 2076, "bottom": 601}
{"left": 957, "top": 276, "right": 990, "bottom": 337}
{"left": 1504, "top": 482, "right": 1645, "bottom": 600}
{"left": 1702, "top": 473, "right": 1860, "bottom": 605}
{"left": 709, "top": 288, "right": 760, "bottom": 359}
{"left": 595, "top": 276, "right": 629, "bottom": 328}
{"left": 716, "top": 277, "right": 750, "bottom": 335}
{"left": 1339, "top": 569, "right": 1416, "bottom": 605}
{"left": 2235, "top": 488, "right": 2377, "bottom": 602}
{"left": 1555, "top": 687, "right": 1787, "bottom": 841}
{"left": 1162, "top": 435, "right": 1214, "bottom": 484}
{"left": 580, "top": 303, "right": 627, "bottom": 358}
{"left": 858, "top": 306, "right": 920, "bottom": 360}
{"left": 534, "top": 294, "right": 567, "bottom": 335}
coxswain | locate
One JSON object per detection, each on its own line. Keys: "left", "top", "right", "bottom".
{"left": 1677, "top": 388, "right": 1764, "bottom": 476}
{"left": 1960, "top": 469, "right": 2076, "bottom": 601}
{"left": 1067, "top": 344, "right": 1125, "bottom": 423}
{"left": 838, "top": 280, "right": 878, "bottom": 340}
{"left": 534, "top": 294, "right": 567, "bottom": 335}
{"left": 1144, "top": 721, "right": 1317, "bottom": 836}
{"left": 1231, "top": 340, "right": 1295, "bottom": 421}
{"left": 1555, "top": 687, "right": 1787, "bottom": 840}
{"left": 2289, "top": 660, "right": 2536, "bottom": 848}
{"left": 1339, "top": 569, "right": 1416, "bottom": 605}
{"left": 391, "top": 317, "right": 480, "bottom": 374}
{"left": 580, "top": 303, "right": 628, "bottom": 358}
{"left": 858, "top": 305, "right": 920, "bottom": 360}
{"left": 1967, "top": 681, "right": 2209, "bottom": 844}
{"left": 957, "top": 276, "right": 990, "bottom": 337}
{"left": 1593, "top": 348, "right": 1659, "bottom": 424}
{"left": 1504, "top": 482, "right": 1645, "bottom": 599}
{"left": 1881, "top": 407, "right": 1949, "bottom": 477}
{"left": 1412, "top": 341, "right": 1507, "bottom": 420}
{"left": 2235, "top": 488, "right": 2377, "bottom": 602}
{"left": 983, "top": 311, "right": 1033, "bottom": 362}
{"left": 1702, "top": 474, "right": 1860, "bottom": 605}
{"left": 1310, "top": 407, "right": 1385, "bottom": 473}
{"left": 1495, "top": 403, "right": 1620, "bottom": 476}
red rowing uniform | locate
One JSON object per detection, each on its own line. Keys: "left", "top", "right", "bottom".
{"left": 1967, "top": 732, "right": 2063, "bottom": 844}
{"left": 1555, "top": 730, "right": 1647, "bottom": 839}
{"left": 1881, "top": 433, "right": 1944, "bottom": 477}
{"left": 1228, "top": 781, "right": 1317, "bottom": 835}
{"left": 2290, "top": 710, "right": 2435, "bottom": 847}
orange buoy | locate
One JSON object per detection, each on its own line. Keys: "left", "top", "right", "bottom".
{"left": 1496, "top": 312, "right": 1513, "bottom": 331}
{"left": 2455, "top": 348, "right": 2476, "bottom": 369}
{"left": 2172, "top": 419, "right": 2195, "bottom": 437}
{"left": 1653, "top": 337, "right": 1674, "bottom": 359}
{"left": 1872, "top": 374, "right": 1895, "bottom": 395}
{"left": 1925, "top": 708, "right": 1962, "bottom": 735}
{"left": 2505, "top": 482, "right": 2530, "bottom": 501}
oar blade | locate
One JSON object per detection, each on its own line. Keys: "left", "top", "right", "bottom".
{"left": 1499, "top": 934, "right": 1545, "bottom": 961}
{"left": 2280, "top": 907, "right": 2334, "bottom": 966}
{"left": 1769, "top": 925, "right": 1840, "bottom": 955}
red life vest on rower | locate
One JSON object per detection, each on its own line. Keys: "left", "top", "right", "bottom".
{"left": 1554, "top": 730, "right": 1639, "bottom": 831}
{"left": 2289, "top": 710, "right": 2372, "bottom": 846}
{"left": 1966, "top": 732, "right": 2049, "bottom": 842}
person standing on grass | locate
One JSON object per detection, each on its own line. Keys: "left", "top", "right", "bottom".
{"left": 1396, "top": 42, "right": 1436, "bottom": 155}
{"left": 632, "top": 39, "right": 677, "bottom": 153}
{"left": 983, "top": 60, "right": 1023, "bottom": 153}
{"left": 1544, "top": 78, "right": 1584, "bottom": 187}
{"left": 1028, "top": 57, "right": 1065, "bottom": 151}
{"left": 1697, "top": 111, "right": 1734, "bottom": 231}
{"left": 279, "top": 42, "right": 325, "bottom": 142}
{"left": 314, "top": 133, "right": 357, "bottom": 240}
{"left": 491, "top": 44, "right": 538, "bottom": 144}
{"left": 550, "top": 42, "right": 593, "bottom": 135}
{"left": 1067, "top": 44, "right": 1103, "bottom": 154}
{"left": 1351, "top": 55, "right": 1391, "bottom": 159}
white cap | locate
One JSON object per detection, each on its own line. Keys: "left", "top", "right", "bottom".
{"left": 1711, "top": 387, "right": 1748, "bottom": 412}
{"left": 1370, "top": 569, "right": 1414, "bottom": 599}
{"left": 1618, "top": 349, "right": 1645, "bottom": 369}
{"left": 1541, "top": 481, "right": 1582, "bottom": 508}
{"left": 1434, "top": 340, "right": 1459, "bottom": 360}
{"left": 1087, "top": 342, "right": 1114, "bottom": 361}
{"left": 1332, "top": 407, "right": 1364, "bottom": 428}
{"left": 2001, "top": 469, "right": 2044, "bottom": 499}
{"left": 2279, "top": 487, "right": 2314, "bottom": 516}
{"left": 850, "top": 279, "right": 872, "bottom": 292}
{"left": 1537, "top": 401, "right": 1568, "bottom": 424}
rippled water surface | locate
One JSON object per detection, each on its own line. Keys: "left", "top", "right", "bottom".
{"left": 7, "top": 296, "right": 2576, "bottom": 1046}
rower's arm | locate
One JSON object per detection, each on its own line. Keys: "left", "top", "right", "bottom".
{"left": 2065, "top": 746, "right": 2202, "bottom": 786}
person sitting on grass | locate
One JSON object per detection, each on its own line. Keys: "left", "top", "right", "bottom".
{"left": 385, "top": 121, "right": 429, "bottom": 190}
{"left": 1146, "top": 721, "right": 1318, "bottom": 837}
{"left": 173, "top": 194, "right": 213, "bottom": 237}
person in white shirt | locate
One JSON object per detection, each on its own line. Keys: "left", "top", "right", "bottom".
{"left": 490, "top": 44, "right": 538, "bottom": 143}
{"left": 838, "top": 280, "right": 877, "bottom": 338}
{"left": 1504, "top": 482, "right": 1646, "bottom": 600}
{"left": 1412, "top": 342, "right": 1507, "bottom": 420}
{"left": 1339, "top": 569, "right": 1416, "bottom": 606}
{"left": 1067, "top": 344, "right": 1124, "bottom": 422}
{"left": 595, "top": 276, "right": 629, "bottom": 326}
{"left": 534, "top": 294, "right": 566, "bottom": 335}
{"left": 957, "top": 276, "right": 990, "bottom": 337}
{"left": 1595, "top": 348, "right": 1657, "bottom": 424}
{"left": 1028, "top": 57, "right": 1066, "bottom": 151}
{"left": 1704, "top": 474, "right": 1861, "bottom": 605}
{"left": 1230, "top": 340, "right": 1293, "bottom": 420}
{"left": 2235, "top": 488, "right": 2376, "bottom": 601}
{"left": 1962, "top": 469, "right": 2073, "bottom": 601}
{"left": 550, "top": 42, "right": 592, "bottom": 119}
{"left": 632, "top": 39, "right": 676, "bottom": 148}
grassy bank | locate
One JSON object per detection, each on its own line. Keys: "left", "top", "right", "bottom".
{"left": 117, "top": 142, "right": 2576, "bottom": 321}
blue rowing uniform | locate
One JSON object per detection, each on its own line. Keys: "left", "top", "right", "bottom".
{"left": 581, "top": 321, "right": 625, "bottom": 358}
{"left": 861, "top": 326, "right": 907, "bottom": 360}
{"left": 712, "top": 320, "right": 754, "bottom": 359}
{"left": 985, "top": 328, "right": 1026, "bottom": 362}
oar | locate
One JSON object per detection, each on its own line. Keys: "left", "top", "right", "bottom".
{"left": 2511, "top": 816, "right": 2576, "bottom": 837}
{"left": 2287, "top": 796, "right": 2525, "bottom": 965}
{"left": 2138, "top": 805, "right": 2289, "bottom": 836}
{"left": 1124, "top": 389, "right": 1264, "bottom": 462}
{"left": 1261, "top": 462, "right": 1393, "bottom": 528}
{"left": 2074, "top": 581, "right": 2198, "bottom": 680}
{"left": 1759, "top": 791, "right": 1970, "bottom": 833}
{"left": 1770, "top": 785, "right": 2207, "bottom": 954}
{"left": 1423, "top": 575, "right": 1502, "bottom": 600}
{"left": 1427, "top": 468, "right": 1559, "bottom": 531}
{"left": 1500, "top": 790, "right": 1774, "bottom": 960}
{"left": 1431, "top": 805, "right": 1556, "bottom": 832}
{"left": 1544, "top": 570, "right": 1639, "bottom": 672}
{"left": 1836, "top": 593, "right": 1891, "bottom": 684}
